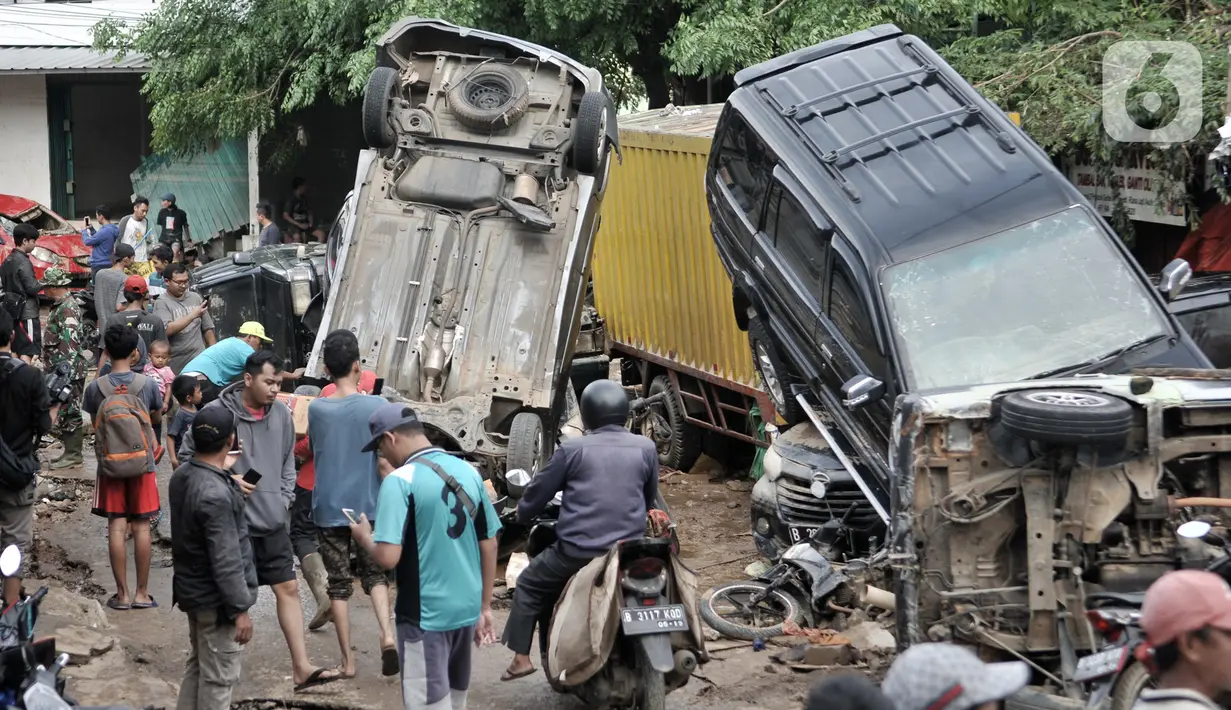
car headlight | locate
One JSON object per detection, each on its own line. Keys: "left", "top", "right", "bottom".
{"left": 763, "top": 445, "right": 783, "bottom": 481}
{"left": 290, "top": 266, "right": 313, "bottom": 315}
{"left": 30, "top": 246, "right": 60, "bottom": 266}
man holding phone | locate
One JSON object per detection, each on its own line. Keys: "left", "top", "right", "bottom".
{"left": 168, "top": 406, "right": 256, "bottom": 710}
{"left": 154, "top": 263, "right": 215, "bottom": 374}
{"left": 179, "top": 350, "right": 341, "bottom": 692}
{"left": 309, "top": 330, "right": 395, "bottom": 679}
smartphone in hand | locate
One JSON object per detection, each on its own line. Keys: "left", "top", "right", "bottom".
{"left": 341, "top": 508, "right": 360, "bottom": 525}
{"left": 242, "top": 470, "right": 262, "bottom": 485}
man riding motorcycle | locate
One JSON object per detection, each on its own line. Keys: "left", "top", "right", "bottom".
{"left": 500, "top": 380, "right": 661, "bottom": 682}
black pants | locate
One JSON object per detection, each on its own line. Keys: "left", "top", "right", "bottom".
{"left": 289, "top": 484, "right": 317, "bottom": 562}
{"left": 21, "top": 317, "right": 40, "bottom": 355}
{"left": 198, "top": 378, "right": 222, "bottom": 406}
{"left": 502, "top": 543, "right": 597, "bottom": 656}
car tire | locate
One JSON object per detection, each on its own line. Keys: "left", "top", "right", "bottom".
{"left": 998, "top": 389, "right": 1133, "bottom": 447}
{"left": 640, "top": 375, "right": 702, "bottom": 473}
{"left": 446, "top": 64, "right": 530, "bottom": 133}
{"left": 363, "top": 66, "right": 399, "bottom": 149}
{"left": 508, "top": 411, "right": 545, "bottom": 475}
{"left": 748, "top": 317, "right": 804, "bottom": 425}
{"left": 572, "top": 91, "right": 607, "bottom": 176}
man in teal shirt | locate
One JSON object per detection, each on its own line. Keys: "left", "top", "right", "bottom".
{"left": 182, "top": 321, "right": 304, "bottom": 403}
{"left": 350, "top": 404, "right": 500, "bottom": 710}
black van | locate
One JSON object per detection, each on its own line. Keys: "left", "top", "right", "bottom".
{"left": 706, "top": 24, "right": 1208, "bottom": 505}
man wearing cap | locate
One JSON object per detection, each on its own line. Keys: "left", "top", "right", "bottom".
{"left": 349, "top": 403, "right": 501, "bottom": 710}
{"left": 1134, "top": 570, "right": 1231, "bottom": 710}
{"left": 882, "top": 643, "right": 1030, "bottom": 710}
{"left": 155, "top": 262, "right": 215, "bottom": 374}
{"left": 115, "top": 276, "right": 167, "bottom": 349}
{"left": 40, "top": 268, "right": 87, "bottom": 470}
{"left": 169, "top": 406, "right": 255, "bottom": 710}
{"left": 179, "top": 350, "right": 341, "bottom": 692}
{"left": 155, "top": 194, "right": 189, "bottom": 261}
{"left": 181, "top": 322, "right": 305, "bottom": 405}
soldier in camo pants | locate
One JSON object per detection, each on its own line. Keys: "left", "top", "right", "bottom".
{"left": 40, "top": 268, "right": 87, "bottom": 470}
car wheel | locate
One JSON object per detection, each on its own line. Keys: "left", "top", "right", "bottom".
{"left": 572, "top": 91, "right": 608, "bottom": 176}
{"left": 446, "top": 64, "right": 530, "bottom": 133}
{"left": 507, "top": 411, "right": 546, "bottom": 476}
{"left": 639, "top": 375, "right": 702, "bottom": 472}
{"left": 748, "top": 317, "right": 804, "bottom": 425}
{"left": 998, "top": 389, "right": 1133, "bottom": 447}
{"left": 362, "top": 66, "right": 399, "bottom": 149}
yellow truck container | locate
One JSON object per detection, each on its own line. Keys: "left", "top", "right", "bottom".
{"left": 593, "top": 105, "right": 772, "bottom": 470}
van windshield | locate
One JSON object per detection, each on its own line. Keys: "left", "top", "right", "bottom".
{"left": 883, "top": 206, "right": 1171, "bottom": 391}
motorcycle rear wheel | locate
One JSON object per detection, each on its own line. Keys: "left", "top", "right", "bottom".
{"left": 1111, "top": 661, "right": 1154, "bottom": 710}
{"left": 635, "top": 643, "right": 666, "bottom": 710}
{"left": 701, "top": 581, "right": 803, "bottom": 640}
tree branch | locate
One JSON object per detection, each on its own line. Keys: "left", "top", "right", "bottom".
{"left": 760, "top": 0, "right": 792, "bottom": 18}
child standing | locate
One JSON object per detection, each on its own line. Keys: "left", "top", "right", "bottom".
{"left": 143, "top": 340, "right": 175, "bottom": 442}
{"left": 167, "top": 375, "right": 201, "bottom": 470}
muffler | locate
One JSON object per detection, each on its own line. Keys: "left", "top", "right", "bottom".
{"left": 513, "top": 174, "right": 539, "bottom": 205}
{"left": 672, "top": 649, "right": 697, "bottom": 676}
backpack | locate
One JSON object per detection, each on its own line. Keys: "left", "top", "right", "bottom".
{"left": 93, "top": 374, "right": 156, "bottom": 479}
{"left": 0, "top": 359, "right": 38, "bottom": 490}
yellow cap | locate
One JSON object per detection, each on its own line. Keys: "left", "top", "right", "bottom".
{"left": 238, "top": 321, "right": 272, "bottom": 343}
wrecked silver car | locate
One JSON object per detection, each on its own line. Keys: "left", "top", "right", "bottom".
{"left": 891, "top": 373, "right": 1231, "bottom": 705}
{"left": 309, "top": 18, "right": 619, "bottom": 478}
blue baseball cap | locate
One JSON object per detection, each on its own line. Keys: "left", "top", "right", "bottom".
{"left": 161, "top": 193, "right": 176, "bottom": 203}
{"left": 361, "top": 403, "right": 420, "bottom": 452}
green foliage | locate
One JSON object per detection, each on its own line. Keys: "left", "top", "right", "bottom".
{"left": 97, "top": 0, "right": 1231, "bottom": 229}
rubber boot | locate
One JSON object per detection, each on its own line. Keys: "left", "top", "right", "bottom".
{"left": 301, "top": 552, "right": 333, "bottom": 630}
{"left": 50, "top": 429, "right": 84, "bottom": 470}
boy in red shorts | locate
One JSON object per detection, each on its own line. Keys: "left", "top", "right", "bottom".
{"left": 83, "top": 324, "right": 164, "bottom": 611}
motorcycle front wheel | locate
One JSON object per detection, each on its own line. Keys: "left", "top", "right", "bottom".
{"left": 700, "top": 581, "right": 803, "bottom": 640}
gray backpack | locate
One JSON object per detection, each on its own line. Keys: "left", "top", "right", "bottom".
{"left": 93, "top": 374, "right": 156, "bottom": 479}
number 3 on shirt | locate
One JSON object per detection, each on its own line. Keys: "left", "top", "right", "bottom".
{"left": 442, "top": 486, "right": 467, "bottom": 539}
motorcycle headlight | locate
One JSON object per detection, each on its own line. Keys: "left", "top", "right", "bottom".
{"left": 30, "top": 246, "right": 59, "bottom": 266}
{"left": 290, "top": 266, "right": 313, "bottom": 315}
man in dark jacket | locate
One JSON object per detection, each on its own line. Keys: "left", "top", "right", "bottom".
{"left": 501, "top": 379, "right": 661, "bottom": 681}
{"left": 1, "top": 224, "right": 45, "bottom": 353}
{"left": 169, "top": 405, "right": 255, "bottom": 710}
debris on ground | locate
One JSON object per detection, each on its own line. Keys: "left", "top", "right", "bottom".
{"left": 505, "top": 552, "right": 529, "bottom": 589}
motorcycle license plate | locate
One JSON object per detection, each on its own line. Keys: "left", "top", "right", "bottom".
{"left": 620, "top": 604, "right": 690, "bottom": 636}
{"left": 1073, "top": 647, "right": 1129, "bottom": 682}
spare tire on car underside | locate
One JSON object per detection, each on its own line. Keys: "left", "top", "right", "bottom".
{"left": 446, "top": 64, "right": 530, "bottom": 133}
{"left": 998, "top": 389, "right": 1133, "bottom": 447}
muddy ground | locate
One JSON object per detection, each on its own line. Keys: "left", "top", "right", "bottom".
{"left": 26, "top": 440, "right": 842, "bottom": 710}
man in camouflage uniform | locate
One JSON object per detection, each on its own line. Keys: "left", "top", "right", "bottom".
{"left": 41, "top": 268, "right": 86, "bottom": 469}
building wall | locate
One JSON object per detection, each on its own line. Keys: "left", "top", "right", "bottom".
{"left": 0, "top": 75, "right": 51, "bottom": 205}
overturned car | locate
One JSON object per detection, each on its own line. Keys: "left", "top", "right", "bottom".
{"left": 310, "top": 18, "right": 619, "bottom": 479}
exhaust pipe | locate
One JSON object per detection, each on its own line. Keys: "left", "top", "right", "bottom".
{"left": 860, "top": 583, "right": 896, "bottom": 610}
{"left": 672, "top": 649, "right": 697, "bottom": 676}
{"left": 513, "top": 174, "right": 539, "bottom": 205}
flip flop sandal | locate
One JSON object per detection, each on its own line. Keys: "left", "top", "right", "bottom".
{"left": 105, "top": 596, "right": 130, "bottom": 611}
{"left": 131, "top": 596, "right": 158, "bottom": 609}
{"left": 381, "top": 646, "right": 399, "bottom": 677}
{"left": 500, "top": 667, "right": 537, "bottom": 682}
{"left": 294, "top": 667, "right": 344, "bottom": 693}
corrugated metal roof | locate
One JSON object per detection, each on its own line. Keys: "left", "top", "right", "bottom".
{"left": 130, "top": 140, "right": 250, "bottom": 244}
{"left": 618, "top": 104, "right": 724, "bottom": 137}
{"left": 0, "top": 46, "right": 147, "bottom": 73}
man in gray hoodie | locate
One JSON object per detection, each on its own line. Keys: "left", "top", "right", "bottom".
{"left": 179, "top": 350, "right": 342, "bottom": 692}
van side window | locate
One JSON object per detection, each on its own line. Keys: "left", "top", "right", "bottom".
{"left": 714, "top": 113, "right": 771, "bottom": 228}
{"left": 768, "top": 184, "right": 831, "bottom": 299}
{"left": 830, "top": 261, "right": 886, "bottom": 377}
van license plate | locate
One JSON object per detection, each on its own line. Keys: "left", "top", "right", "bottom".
{"left": 620, "top": 604, "right": 690, "bottom": 636}
{"left": 789, "top": 526, "right": 817, "bottom": 543}
{"left": 1073, "top": 647, "right": 1129, "bottom": 682}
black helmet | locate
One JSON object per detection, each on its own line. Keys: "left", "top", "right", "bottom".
{"left": 580, "top": 380, "right": 630, "bottom": 430}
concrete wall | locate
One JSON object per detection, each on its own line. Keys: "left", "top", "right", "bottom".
{"left": 0, "top": 75, "right": 51, "bottom": 205}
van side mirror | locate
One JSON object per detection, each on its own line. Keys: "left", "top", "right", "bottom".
{"left": 841, "top": 375, "right": 884, "bottom": 410}
{"left": 1158, "top": 258, "right": 1192, "bottom": 301}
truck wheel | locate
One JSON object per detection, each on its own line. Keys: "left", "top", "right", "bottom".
{"left": 640, "top": 376, "right": 702, "bottom": 472}
{"left": 363, "top": 66, "right": 399, "bottom": 149}
{"left": 572, "top": 91, "right": 607, "bottom": 176}
{"left": 447, "top": 64, "right": 530, "bottom": 133}
{"left": 508, "top": 411, "right": 545, "bottom": 475}
{"left": 999, "top": 390, "right": 1133, "bottom": 447}
{"left": 748, "top": 317, "right": 804, "bottom": 425}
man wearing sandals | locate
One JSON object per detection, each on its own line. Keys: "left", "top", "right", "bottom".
{"left": 309, "top": 330, "right": 396, "bottom": 679}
